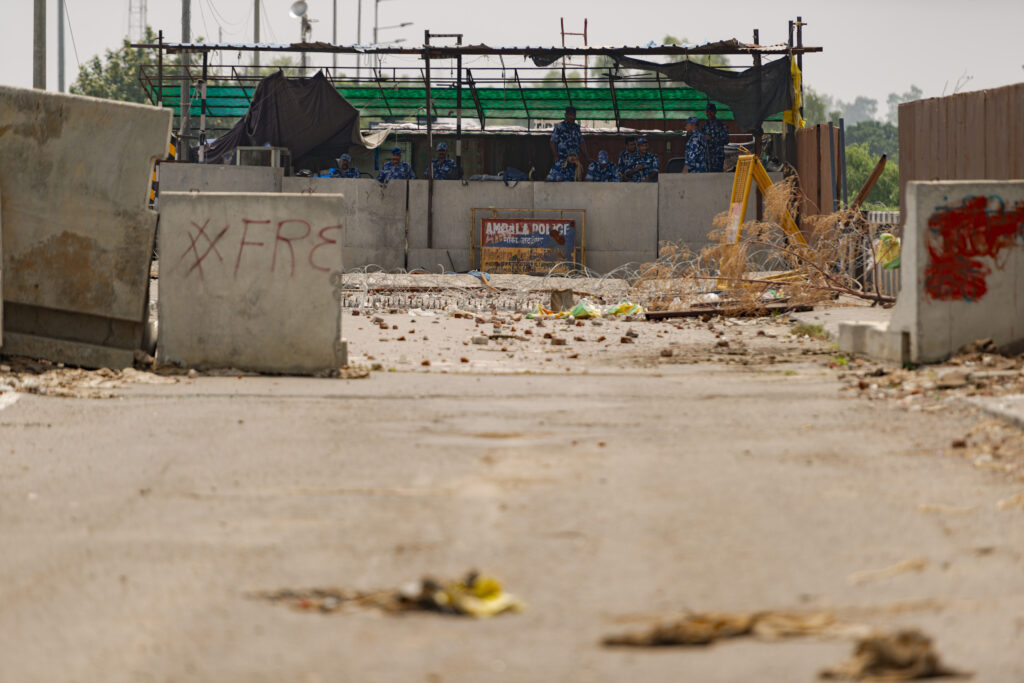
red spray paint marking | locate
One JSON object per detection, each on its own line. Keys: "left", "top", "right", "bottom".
{"left": 924, "top": 196, "right": 1024, "bottom": 301}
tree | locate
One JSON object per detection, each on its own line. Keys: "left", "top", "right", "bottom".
{"left": 844, "top": 120, "right": 899, "bottom": 161}
{"left": 69, "top": 26, "right": 161, "bottom": 103}
{"left": 803, "top": 87, "right": 833, "bottom": 125}
{"left": 845, "top": 142, "right": 899, "bottom": 210}
{"left": 885, "top": 84, "right": 922, "bottom": 124}
{"left": 837, "top": 96, "right": 878, "bottom": 125}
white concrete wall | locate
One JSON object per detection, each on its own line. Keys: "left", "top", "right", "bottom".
{"left": 158, "top": 192, "right": 345, "bottom": 374}
{"left": 160, "top": 164, "right": 283, "bottom": 193}
{"left": 282, "top": 177, "right": 406, "bottom": 271}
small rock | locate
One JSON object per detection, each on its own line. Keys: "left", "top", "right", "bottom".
{"left": 187, "top": 368, "right": 199, "bottom": 378}
{"left": 936, "top": 370, "right": 969, "bottom": 389}
{"left": 421, "top": 360, "right": 431, "bottom": 366}
{"left": 524, "top": 329, "right": 533, "bottom": 336}
{"left": 396, "top": 336, "right": 406, "bottom": 341}
{"left": 536, "top": 320, "right": 546, "bottom": 327}
{"left": 660, "top": 348, "right": 674, "bottom": 357}
{"left": 592, "top": 320, "right": 603, "bottom": 326}
{"left": 460, "top": 357, "right": 469, "bottom": 363}
{"left": 574, "top": 336, "right": 585, "bottom": 342}
{"left": 471, "top": 336, "right": 489, "bottom": 345}
{"left": 716, "top": 340, "right": 729, "bottom": 348}
{"left": 575, "top": 320, "right": 585, "bottom": 327}
{"left": 372, "top": 315, "right": 384, "bottom": 324}
{"left": 951, "top": 438, "right": 968, "bottom": 449}
{"left": 620, "top": 336, "right": 635, "bottom": 344}
{"left": 756, "top": 330, "right": 765, "bottom": 336}
{"left": 543, "top": 332, "right": 553, "bottom": 339}
{"left": 551, "top": 338, "right": 567, "bottom": 346}
{"left": 625, "top": 330, "right": 639, "bottom": 338}
{"left": 352, "top": 309, "right": 361, "bottom": 316}
{"left": 597, "top": 335, "right": 607, "bottom": 342}
{"left": 568, "top": 353, "right": 579, "bottom": 359}
{"left": 379, "top": 322, "right": 390, "bottom": 330}
{"left": 371, "top": 363, "right": 383, "bottom": 371}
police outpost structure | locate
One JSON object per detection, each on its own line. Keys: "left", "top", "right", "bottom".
{"left": 138, "top": 21, "right": 837, "bottom": 275}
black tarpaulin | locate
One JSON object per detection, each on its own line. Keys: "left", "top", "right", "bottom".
{"left": 202, "top": 71, "right": 359, "bottom": 166}
{"left": 527, "top": 51, "right": 794, "bottom": 131}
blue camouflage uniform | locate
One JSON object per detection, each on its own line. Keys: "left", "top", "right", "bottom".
{"left": 551, "top": 119, "right": 583, "bottom": 158}
{"left": 684, "top": 129, "right": 709, "bottom": 173}
{"left": 322, "top": 167, "right": 360, "bottom": 178}
{"left": 618, "top": 149, "right": 640, "bottom": 176}
{"left": 377, "top": 157, "right": 416, "bottom": 183}
{"left": 585, "top": 151, "right": 620, "bottom": 182}
{"left": 546, "top": 159, "right": 580, "bottom": 182}
{"left": 427, "top": 157, "right": 457, "bottom": 180}
{"left": 701, "top": 117, "right": 730, "bottom": 172}
{"left": 632, "top": 152, "right": 659, "bottom": 183}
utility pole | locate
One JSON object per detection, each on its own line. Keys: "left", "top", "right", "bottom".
{"left": 373, "top": 0, "right": 378, "bottom": 45}
{"left": 179, "top": 0, "right": 191, "bottom": 160}
{"left": 33, "top": 0, "right": 46, "bottom": 89}
{"left": 253, "top": 0, "right": 260, "bottom": 69}
{"left": 356, "top": 0, "right": 362, "bottom": 75}
{"left": 332, "top": 0, "right": 337, "bottom": 71}
{"left": 57, "top": 0, "right": 65, "bottom": 91}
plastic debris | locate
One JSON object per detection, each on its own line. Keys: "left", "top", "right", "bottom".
{"left": 820, "top": 629, "right": 969, "bottom": 680}
{"left": 874, "top": 233, "right": 902, "bottom": 270}
{"left": 604, "top": 301, "right": 645, "bottom": 317}
{"left": 251, "top": 571, "right": 524, "bottom": 619}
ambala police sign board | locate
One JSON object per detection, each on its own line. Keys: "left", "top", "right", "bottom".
{"left": 479, "top": 218, "right": 577, "bottom": 274}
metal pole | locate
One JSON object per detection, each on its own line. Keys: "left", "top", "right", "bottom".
{"left": 157, "top": 30, "right": 163, "bottom": 107}
{"left": 57, "top": 0, "right": 65, "bottom": 91}
{"left": 839, "top": 117, "right": 849, "bottom": 206}
{"left": 796, "top": 16, "right": 804, "bottom": 121}
{"left": 356, "top": 0, "right": 362, "bottom": 75}
{"left": 373, "top": 0, "right": 378, "bottom": 45}
{"left": 33, "top": 0, "right": 46, "bottom": 89}
{"left": 332, "top": 0, "right": 337, "bottom": 71}
{"left": 179, "top": 0, "right": 191, "bottom": 160}
{"left": 425, "top": 30, "right": 433, "bottom": 249}
{"left": 199, "top": 51, "right": 208, "bottom": 162}
{"left": 253, "top": 0, "right": 260, "bottom": 69}
{"left": 456, "top": 33, "right": 463, "bottom": 178}
{"left": 753, "top": 28, "right": 763, "bottom": 221}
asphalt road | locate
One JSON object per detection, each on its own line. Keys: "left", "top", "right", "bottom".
{"left": 1, "top": 358, "right": 1023, "bottom": 681}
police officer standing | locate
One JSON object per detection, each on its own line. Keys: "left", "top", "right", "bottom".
{"left": 683, "top": 117, "right": 709, "bottom": 174}
{"left": 585, "top": 150, "right": 620, "bottom": 182}
{"left": 624, "top": 137, "right": 659, "bottom": 182}
{"left": 377, "top": 146, "right": 416, "bottom": 184}
{"left": 550, "top": 106, "right": 586, "bottom": 168}
{"left": 701, "top": 103, "right": 730, "bottom": 172}
{"left": 426, "top": 141, "right": 457, "bottom": 180}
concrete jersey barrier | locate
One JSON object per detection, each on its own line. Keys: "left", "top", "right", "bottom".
{"left": 0, "top": 85, "right": 171, "bottom": 367}
{"left": 839, "top": 180, "right": 1024, "bottom": 364}
{"left": 158, "top": 192, "right": 346, "bottom": 374}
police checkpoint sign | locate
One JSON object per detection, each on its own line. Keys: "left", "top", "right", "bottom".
{"left": 479, "top": 218, "right": 577, "bottom": 274}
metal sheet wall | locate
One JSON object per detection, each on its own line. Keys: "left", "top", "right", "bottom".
{"left": 898, "top": 82, "right": 1024, "bottom": 220}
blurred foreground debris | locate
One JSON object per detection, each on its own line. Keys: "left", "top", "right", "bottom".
{"left": 820, "top": 629, "right": 971, "bottom": 681}
{"left": 251, "top": 571, "right": 524, "bottom": 618}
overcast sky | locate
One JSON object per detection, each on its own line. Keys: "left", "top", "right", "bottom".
{"left": 2, "top": 0, "right": 1022, "bottom": 118}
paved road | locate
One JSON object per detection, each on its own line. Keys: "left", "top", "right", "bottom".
{"left": 1, "top": 362, "right": 1022, "bottom": 681}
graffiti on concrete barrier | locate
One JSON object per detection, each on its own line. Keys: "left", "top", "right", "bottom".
{"left": 924, "top": 196, "right": 1024, "bottom": 301}
{"left": 176, "top": 219, "right": 343, "bottom": 280}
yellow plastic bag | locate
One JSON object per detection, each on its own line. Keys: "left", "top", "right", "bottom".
{"left": 605, "top": 301, "right": 645, "bottom": 316}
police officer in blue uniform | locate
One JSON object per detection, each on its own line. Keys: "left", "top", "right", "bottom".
{"left": 426, "top": 141, "right": 457, "bottom": 180}
{"left": 618, "top": 137, "right": 639, "bottom": 177}
{"left": 585, "top": 150, "right": 620, "bottom": 182}
{"left": 550, "top": 106, "right": 586, "bottom": 168}
{"left": 322, "top": 153, "right": 360, "bottom": 178}
{"left": 377, "top": 147, "right": 416, "bottom": 183}
{"left": 701, "top": 103, "right": 730, "bottom": 172}
{"left": 683, "top": 117, "right": 709, "bottom": 173}
{"left": 624, "top": 137, "right": 659, "bottom": 182}
{"left": 545, "top": 144, "right": 581, "bottom": 182}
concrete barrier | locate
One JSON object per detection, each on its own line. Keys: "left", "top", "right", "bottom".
{"left": 839, "top": 180, "right": 1024, "bottom": 364}
{"left": 282, "top": 177, "right": 406, "bottom": 270}
{"left": 159, "top": 164, "right": 283, "bottom": 193}
{"left": 158, "top": 192, "right": 346, "bottom": 374}
{"left": 0, "top": 85, "right": 170, "bottom": 367}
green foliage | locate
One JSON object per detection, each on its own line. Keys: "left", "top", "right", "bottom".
{"left": 845, "top": 142, "right": 899, "bottom": 210}
{"left": 259, "top": 56, "right": 298, "bottom": 78}
{"left": 886, "top": 85, "right": 922, "bottom": 124}
{"left": 69, "top": 26, "right": 160, "bottom": 103}
{"left": 845, "top": 120, "right": 898, "bottom": 161}
{"left": 803, "top": 87, "right": 830, "bottom": 126}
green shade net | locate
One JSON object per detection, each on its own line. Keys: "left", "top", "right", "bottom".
{"left": 147, "top": 84, "right": 784, "bottom": 123}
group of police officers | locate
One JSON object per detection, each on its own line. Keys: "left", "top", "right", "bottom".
{"left": 320, "top": 102, "right": 729, "bottom": 184}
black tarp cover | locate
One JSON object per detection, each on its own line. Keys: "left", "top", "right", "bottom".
{"left": 203, "top": 71, "right": 359, "bottom": 166}
{"left": 529, "top": 50, "right": 794, "bottom": 131}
